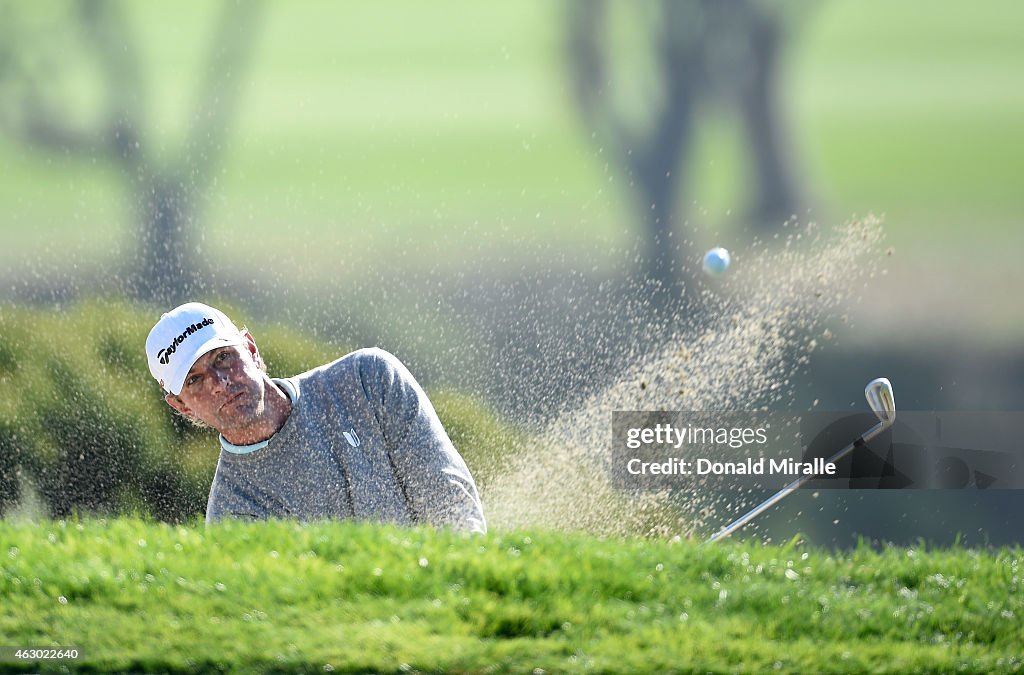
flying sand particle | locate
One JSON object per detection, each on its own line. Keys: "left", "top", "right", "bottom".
{"left": 484, "top": 217, "right": 885, "bottom": 538}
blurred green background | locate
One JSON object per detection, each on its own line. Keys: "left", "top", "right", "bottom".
{"left": 4, "top": 2, "right": 1022, "bottom": 324}
{"left": 1, "top": 0, "right": 1022, "bottom": 542}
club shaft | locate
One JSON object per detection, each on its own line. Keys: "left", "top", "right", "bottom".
{"left": 707, "top": 421, "right": 886, "bottom": 542}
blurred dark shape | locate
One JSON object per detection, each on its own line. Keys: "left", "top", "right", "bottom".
{"left": 0, "top": 421, "right": 26, "bottom": 514}
{"left": 0, "top": 0, "right": 265, "bottom": 305}
{"left": 18, "top": 356, "right": 206, "bottom": 521}
{"left": 565, "top": 0, "right": 803, "bottom": 294}
{"left": 36, "top": 360, "right": 142, "bottom": 515}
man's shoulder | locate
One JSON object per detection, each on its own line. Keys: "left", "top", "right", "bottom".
{"left": 283, "top": 348, "right": 408, "bottom": 413}
{"left": 291, "top": 347, "right": 402, "bottom": 387}
{"left": 306, "top": 347, "right": 397, "bottom": 373}
{"left": 345, "top": 347, "right": 399, "bottom": 367}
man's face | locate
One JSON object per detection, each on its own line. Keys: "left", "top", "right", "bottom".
{"left": 166, "top": 343, "right": 268, "bottom": 434}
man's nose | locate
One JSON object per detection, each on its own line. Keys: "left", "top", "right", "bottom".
{"left": 212, "top": 368, "right": 230, "bottom": 392}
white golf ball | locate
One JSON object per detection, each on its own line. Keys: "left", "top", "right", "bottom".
{"left": 702, "top": 247, "right": 731, "bottom": 276}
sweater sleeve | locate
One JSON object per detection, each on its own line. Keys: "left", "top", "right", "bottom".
{"left": 358, "top": 349, "right": 487, "bottom": 533}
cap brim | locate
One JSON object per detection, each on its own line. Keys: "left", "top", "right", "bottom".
{"left": 167, "top": 335, "right": 246, "bottom": 395}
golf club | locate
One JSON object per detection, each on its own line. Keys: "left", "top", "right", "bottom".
{"left": 707, "top": 377, "right": 895, "bottom": 543}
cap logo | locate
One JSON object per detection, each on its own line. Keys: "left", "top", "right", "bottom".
{"left": 157, "top": 317, "right": 215, "bottom": 365}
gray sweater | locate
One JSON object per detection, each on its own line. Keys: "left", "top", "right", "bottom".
{"left": 205, "top": 348, "right": 486, "bottom": 532}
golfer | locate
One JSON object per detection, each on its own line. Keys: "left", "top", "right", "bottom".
{"left": 145, "top": 302, "right": 486, "bottom": 533}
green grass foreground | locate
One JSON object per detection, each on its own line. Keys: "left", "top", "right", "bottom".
{"left": 1, "top": 519, "right": 1021, "bottom": 674}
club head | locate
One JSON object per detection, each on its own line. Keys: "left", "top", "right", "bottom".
{"left": 864, "top": 377, "right": 896, "bottom": 427}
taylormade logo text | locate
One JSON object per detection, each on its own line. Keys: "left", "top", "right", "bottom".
{"left": 157, "top": 317, "right": 215, "bottom": 364}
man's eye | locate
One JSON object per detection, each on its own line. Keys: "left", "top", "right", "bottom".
{"left": 186, "top": 375, "right": 201, "bottom": 387}
{"left": 216, "top": 352, "right": 230, "bottom": 363}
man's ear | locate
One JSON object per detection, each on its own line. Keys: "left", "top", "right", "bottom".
{"left": 165, "top": 393, "right": 193, "bottom": 417}
{"left": 243, "top": 331, "right": 266, "bottom": 372}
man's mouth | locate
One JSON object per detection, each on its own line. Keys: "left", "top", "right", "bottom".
{"left": 221, "top": 391, "right": 245, "bottom": 410}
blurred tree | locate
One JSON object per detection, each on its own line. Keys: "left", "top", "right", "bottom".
{"left": 566, "top": 0, "right": 802, "bottom": 294}
{"left": 0, "top": 0, "right": 264, "bottom": 304}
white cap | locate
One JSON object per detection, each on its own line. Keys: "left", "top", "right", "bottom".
{"left": 145, "top": 302, "right": 245, "bottom": 395}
